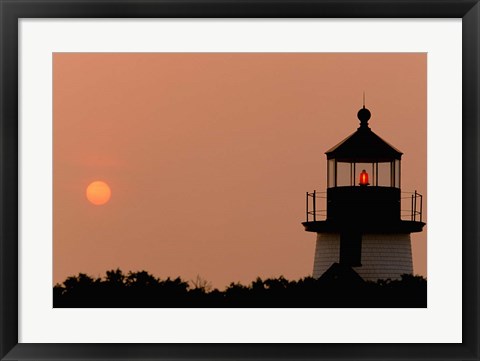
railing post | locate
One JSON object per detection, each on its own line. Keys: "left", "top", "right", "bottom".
{"left": 411, "top": 194, "right": 414, "bottom": 221}
{"left": 306, "top": 192, "right": 309, "bottom": 222}
{"left": 414, "top": 190, "right": 417, "bottom": 221}
{"left": 420, "top": 194, "right": 423, "bottom": 222}
{"left": 313, "top": 190, "right": 316, "bottom": 222}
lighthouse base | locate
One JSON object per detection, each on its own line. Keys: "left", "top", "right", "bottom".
{"left": 313, "top": 233, "right": 413, "bottom": 282}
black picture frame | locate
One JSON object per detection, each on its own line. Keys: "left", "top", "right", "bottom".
{"left": 1, "top": 1, "right": 478, "bottom": 360}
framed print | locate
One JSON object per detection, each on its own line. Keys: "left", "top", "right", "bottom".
{"left": 1, "top": 0, "right": 479, "bottom": 360}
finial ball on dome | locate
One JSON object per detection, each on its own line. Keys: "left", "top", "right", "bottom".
{"left": 357, "top": 107, "right": 371, "bottom": 126}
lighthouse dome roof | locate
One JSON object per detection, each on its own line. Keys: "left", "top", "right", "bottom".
{"left": 325, "top": 107, "right": 403, "bottom": 162}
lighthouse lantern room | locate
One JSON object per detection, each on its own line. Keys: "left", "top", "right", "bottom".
{"left": 303, "top": 104, "right": 425, "bottom": 281}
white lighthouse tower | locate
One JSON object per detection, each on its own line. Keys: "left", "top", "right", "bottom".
{"left": 303, "top": 104, "right": 425, "bottom": 282}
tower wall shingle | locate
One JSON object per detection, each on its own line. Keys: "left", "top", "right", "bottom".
{"left": 313, "top": 232, "right": 413, "bottom": 281}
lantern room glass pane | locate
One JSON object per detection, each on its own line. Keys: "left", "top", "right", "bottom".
{"left": 377, "top": 162, "right": 391, "bottom": 187}
{"left": 336, "top": 162, "right": 352, "bottom": 186}
{"left": 328, "top": 159, "right": 335, "bottom": 188}
{"left": 394, "top": 160, "right": 401, "bottom": 188}
{"left": 354, "top": 163, "right": 374, "bottom": 186}
{"left": 327, "top": 159, "right": 400, "bottom": 188}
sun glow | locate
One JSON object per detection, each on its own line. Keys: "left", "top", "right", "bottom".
{"left": 86, "top": 181, "right": 111, "bottom": 205}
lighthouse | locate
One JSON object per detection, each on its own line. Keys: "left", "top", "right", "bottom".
{"left": 303, "top": 104, "right": 425, "bottom": 281}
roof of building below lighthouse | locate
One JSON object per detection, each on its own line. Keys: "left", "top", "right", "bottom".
{"left": 325, "top": 106, "right": 403, "bottom": 162}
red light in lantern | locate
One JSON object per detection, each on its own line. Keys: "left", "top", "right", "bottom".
{"left": 359, "top": 169, "right": 369, "bottom": 186}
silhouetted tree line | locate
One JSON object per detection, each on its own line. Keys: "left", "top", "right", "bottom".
{"left": 53, "top": 267, "right": 427, "bottom": 308}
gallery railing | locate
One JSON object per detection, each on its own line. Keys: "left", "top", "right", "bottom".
{"left": 305, "top": 190, "right": 423, "bottom": 223}
{"left": 400, "top": 191, "right": 423, "bottom": 222}
{"left": 305, "top": 191, "right": 327, "bottom": 222}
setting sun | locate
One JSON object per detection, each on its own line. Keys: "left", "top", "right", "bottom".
{"left": 86, "top": 181, "right": 111, "bottom": 205}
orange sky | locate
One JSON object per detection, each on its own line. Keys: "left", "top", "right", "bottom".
{"left": 53, "top": 53, "right": 427, "bottom": 288}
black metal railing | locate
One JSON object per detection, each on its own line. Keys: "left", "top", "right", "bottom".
{"left": 305, "top": 190, "right": 423, "bottom": 223}
{"left": 305, "top": 191, "right": 327, "bottom": 222}
{"left": 400, "top": 191, "right": 423, "bottom": 222}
